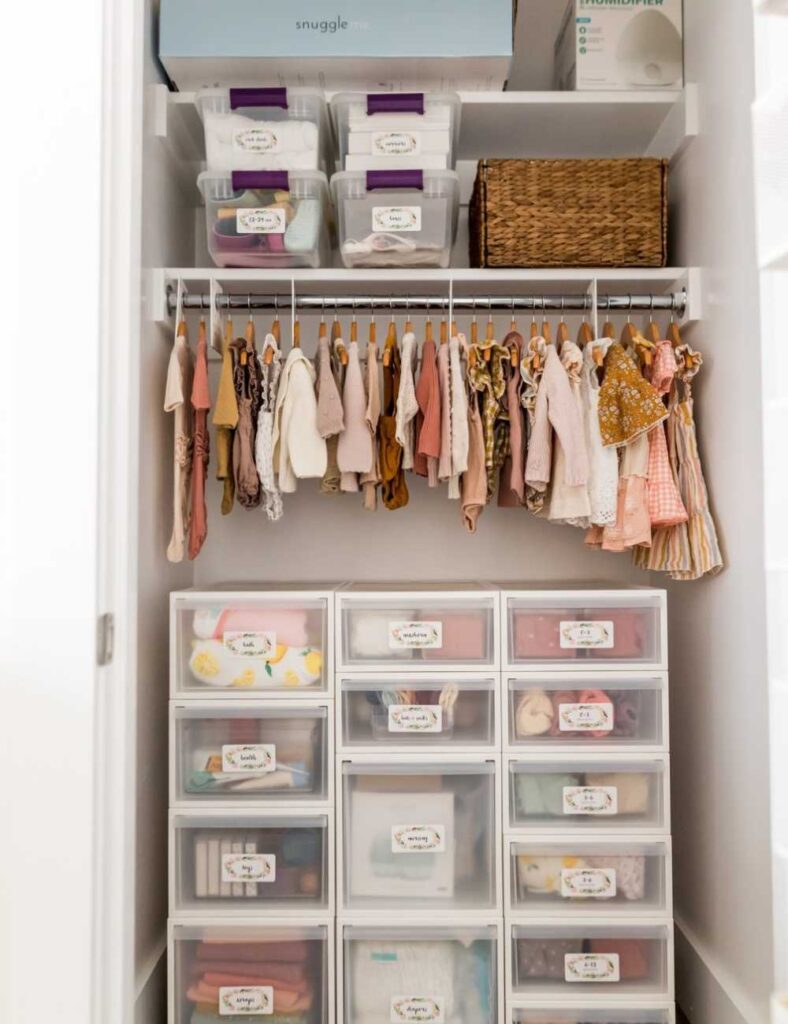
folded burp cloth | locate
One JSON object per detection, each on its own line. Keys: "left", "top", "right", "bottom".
{"left": 515, "top": 773, "right": 582, "bottom": 818}
{"left": 204, "top": 113, "right": 319, "bottom": 172}
{"left": 585, "top": 772, "right": 650, "bottom": 815}
{"left": 515, "top": 689, "right": 554, "bottom": 737}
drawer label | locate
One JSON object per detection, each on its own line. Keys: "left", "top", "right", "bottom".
{"left": 223, "top": 630, "right": 277, "bottom": 657}
{"left": 561, "top": 867, "right": 617, "bottom": 899}
{"left": 388, "top": 704, "right": 443, "bottom": 733}
{"left": 559, "top": 702, "right": 614, "bottom": 732}
{"left": 236, "top": 208, "right": 287, "bottom": 235}
{"left": 233, "top": 126, "right": 281, "bottom": 153}
{"left": 560, "top": 620, "right": 615, "bottom": 649}
{"left": 390, "top": 996, "right": 445, "bottom": 1023}
{"left": 391, "top": 824, "right": 446, "bottom": 853}
{"left": 219, "top": 985, "right": 274, "bottom": 1015}
{"left": 372, "top": 206, "right": 422, "bottom": 233}
{"left": 222, "top": 744, "right": 276, "bottom": 774}
{"left": 564, "top": 953, "right": 620, "bottom": 983}
{"left": 222, "top": 853, "right": 276, "bottom": 883}
{"left": 562, "top": 786, "right": 618, "bottom": 815}
{"left": 372, "top": 130, "right": 422, "bottom": 156}
{"left": 388, "top": 621, "right": 443, "bottom": 649}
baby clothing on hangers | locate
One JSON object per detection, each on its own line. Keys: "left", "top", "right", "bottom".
{"left": 395, "top": 331, "right": 419, "bottom": 469}
{"left": 188, "top": 321, "right": 211, "bottom": 560}
{"left": 549, "top": 340, "right": 591, "bottom": 524}
{"left": 164, "top": 322, "right": 193, "bottom": 562}
{"left": 461, "top": 390, "right": 488, "bottom": 533}
{"left": 338, "top": 338, "right": 373, "bottom": 491}
{"left": 212, "top": 322, "right": 238, "bottom": 516}
{"left": 644, "top": 339, "right": 688, "bottom": 528}
{"left": 272, "top": 348, "right": 327, "bottom": 492}
{"left": 581, "top": 337, "right": 618, "bottom": 527}
{"left": 232, "top": 334, "right": 263, "bottom": 510}
{"left": 587, "top": 432, "right": 651, "bottom": 551}
{"left": 597, "top": 342, "right": 668, "bottom": 448}
{"left": 448, "top": 334, "right": 469, "bottom": 499}
{"left": 437, "top": 340, "right": 453, "bottom": 487}
{"left": 379, "top": 341, "right": 409, "bottom": 511}
{"left": 255, "top": 334, "right": 284, "bottom": 521}
{"left": 525, "top": 345, "right": 588, "bottom": 497}
{"left": 414, "top": 335, "right": 441, "bottom": 485}
{"left": 468, "top": 340, "right": 510, "bottom": 499}
{"left": 361, "top": 341, "right": 382, "bottom": 510}
{"left": 498, "top": 331, "right": 525, "bottom": 507}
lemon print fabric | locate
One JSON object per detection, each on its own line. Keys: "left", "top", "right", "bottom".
{"left": 189, "top": 638, "right": 323, "bottom": 690}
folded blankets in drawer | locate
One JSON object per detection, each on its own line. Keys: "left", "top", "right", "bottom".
{"left": 514, "top": 688, "right": 639, "bottom": 739}
{"left": 515, "top": 772, "right": 650, "bottom": 817}
{"left": 517, "top": 937, "right": 651, "bottom": 980}
{"left": 516, "top": 854, "right": 645, "bottom": 900}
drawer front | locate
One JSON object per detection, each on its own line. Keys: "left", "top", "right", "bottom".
{"left": 169, "top": 920, "right": 333, "bottom": 1024}
{"left": 504, "top": 592, "right": 666, "bottom": 670}
{"left": 505, "top": 674, "right": 668, "bottom": 751}
{"left": 170, "top": 810, "right": 333, "bottom": 915}
{"left": 171, "top": 592, "right": 331, "bottom": 697}
{"left": 339, "top": 758, "right": 500, "bottom": 912}
{"left": 510, "top": 1005, "right": 676, "bottom": 1024}
{"left": 338, "top": 675, "right": 498, "bottom": 751}
{"left": 340, "top": 922, "right": 501, "bottom": 1024}
{"left": 506, "top": 837, "right": 672, "bottom": 917}
{"left": 508, "top": 922, "right": 674, "bottom": 999}
{"left": 506, "top": 756, "right": 670, "bottom": 834}
{"left": 171, "top": 702, "right": 332, "bottom": 805}
{"left": 337, "top": 593, "right": 498, "bottom": 671}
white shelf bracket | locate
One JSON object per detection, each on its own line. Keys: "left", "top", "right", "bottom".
{"left": 647, "top": 82, "right": 699, "bottom": 162}
{"left": 670, "top": 267, "right": 703, "bottom": 324}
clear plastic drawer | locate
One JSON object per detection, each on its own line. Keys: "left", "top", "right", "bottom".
{"left": 171, "top": 702, "right": 332, "bottom": 805}
{"left": 510, "top": 1005, "right": 676, "bottom": 1024}
{"left": 338, "top": 675, "right": 498, "bottom": 751}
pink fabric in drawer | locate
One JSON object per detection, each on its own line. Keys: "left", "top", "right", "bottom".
{"left": 421, "top": 612, "right": 487, "bottom": 660}
{"left": 513, "top": 612, "right": 575, "bottom": 660}
{"left": 584, "top": 610, "right": 646, "bottom": 659}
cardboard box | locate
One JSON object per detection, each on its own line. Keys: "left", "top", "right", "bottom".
{"left": 159, "top": 0, "right": 515, "bottom": 92}
{"left": 555, "top": 0, "right": 683, "bottom": 91}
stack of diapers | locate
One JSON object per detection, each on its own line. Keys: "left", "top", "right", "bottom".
{"left": 515, "top": 771, "right": 651, "bottom": 820}
{"left": 514, "top": 688, "right": 639, "bottom": 740}
{"left": 513, "top": 610, "right": 646, "bottom": 661}
{"left": 188, "top": 607, "right": 323, "bottom": 691}
{"left": 516, "top": 853, "right": 646, "bottom": 902}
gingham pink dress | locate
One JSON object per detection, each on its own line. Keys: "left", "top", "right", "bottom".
{"left": 645, "top": 340, "right": 688, "bottom": 528}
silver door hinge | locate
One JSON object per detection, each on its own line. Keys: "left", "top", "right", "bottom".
{"left": 97, "top": 613, "right": 115, "bottom": 666}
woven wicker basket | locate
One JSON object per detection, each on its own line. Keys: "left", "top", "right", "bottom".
{"left": 469, "top": 158, "right": 668, "bottom": 268}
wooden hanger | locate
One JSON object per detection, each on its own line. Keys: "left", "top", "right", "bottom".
{"left": 602, "top": 319, "right": 616, "bottom": 340}
{"left": 177, "top": 319, "right": 187, "bottom": 338}
{"left": 241, "top": 309, "right": 255, "bottom": 365}
{"left": 541, "top": 319, "right": 552, "bottom": 344}
{"left": 264, "top": 305, "right": 279, "bottom": 365}
{"left": 425, "top": 315, "right": 434, "bottom": 344}
{"left": 620, "top": 296, "right": 637, "bottom": 346}
{"left": 350, "top": 310, "right": 358, "bottom": 345}
{"left": 383, "top": 313, "right": 396, "bottom": 367}
{"left": 508, "top": 301, "right": 520, "bottom": 363}
{"left": 577, "top": 319, "right": 594, "bottom": 347}
{"left": 440, "top": 302, "right": 449, "bottom": 345}
{"left": 292, "top": 313, "right": 301, "bottom": 349}
{"left": 470, "top": 307, "right": 478, "bottom": 345}
{"left": 667, "top": 314, "right": 682, "bottom": 349}
{"left": 529, "top": 314, "right": 539, "bottom": 340}
{"left": 332, "top": 307, "right": 348, "bottom": 365}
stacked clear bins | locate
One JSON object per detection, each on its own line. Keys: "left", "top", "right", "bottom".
{"left": 335, "top": 585, "right": 504, "bottom": 1024}
{"left": 501, "top": 589, "right": 673, "bottom": 1024}
{"left": 169, "top": 588, "right": 339, "bottom": 1024}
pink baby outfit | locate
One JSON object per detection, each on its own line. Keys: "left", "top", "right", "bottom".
{"left": 498, "top": 331, "right": 526, "bottom": 507}
{"left": 414, "top": 336, "right": 442, "bottom": 485}
{"left": 645, "top": 340, "right": 688, "bottom": 528}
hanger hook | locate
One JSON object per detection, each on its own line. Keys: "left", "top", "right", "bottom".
{"left": 560, "top": 296, "right": 565, "bottom": 322}
{"left": 320, "top": 298, "right": 325, "bottom": 324}
{"left": 351, "top": 298, "right": 357, "bottom": 324}
{"left": 390, "top": 295, "right": 395, "bottom": 323}
{"left": 247, "top": 293, "right": 253, "bottom": 321}
{"left": 471, "top": 297, "right": 477, "bottom": 322}
{"left": 334, "top": 297, "right": 339, "bottom": 322}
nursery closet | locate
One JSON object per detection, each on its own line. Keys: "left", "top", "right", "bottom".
{"left": 84, "top": 2, "right": 777, "bottom": 1024}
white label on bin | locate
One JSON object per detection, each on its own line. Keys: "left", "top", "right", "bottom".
{"left": 223, "top": 630, "right": 276, "bottom": 657}
{"left": 219, "top": 986, "right": 274, "bottom": 1015}
{"left": 388, "top": 704, "right": 443, "bottom": 733}
{"left": 391, "top": 824, "right": 446, "bottom": 853}
{"left": 222, "top": 853, "right": 276, "bottom": 883}
{"left": 559, "top": 702, "right": 614, "bottom": 732}
{"left": 222, "top": 744, "right": 276, "bottom": 774}
{"left": 236, "top": 208, "right": 287, "bottom": 235}
{"left": 560, "top": 620, "right": 615, "bottom": 649}
{"left": 372, "top": 206, "right": 422, "bottom": 232}
{"left": 564, "top": 953, "right": 620, "bottom": 983}
{"left": 372, "top": 130, "right": 422, "bottom": 156}
{"left": 561, "top": 867, "right": 617, "bottom": 899}
{"left": 390, "top": 996, "right": 445, "bottom": 1024}
{"left": 233, "top": 126, "right": 281, "bottom": 153}
{"left": 562, "top": 786, "right": 618, "bottom": 815}
{"left": 388, "top": 621, "right": 443, "bottom": 650}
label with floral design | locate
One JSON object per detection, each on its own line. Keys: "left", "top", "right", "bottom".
{"left": 222, "top": 743, "right": 276, "bottom": 774}
{"left": 223, "top": 630, "right": 276, "bottom": 657}
{"left": 391, "top": 824, "right": 446, "bottom": 853}
{"left": 219, "top": 986, "right": 274, "bottom": 1015}
{"left": 372, "top": 206, "right": 422, "bottom": 232}
{"left": 388, "top": 621, "right": 443, "bottom": 649}
{"left": 561, "top": 866, "right": 617, "bottom": 898}
{"left": 372, "top": 131, "right": 422, "bottom": 156}
{"left": 564, "top": 952, "right": 620, "bottom": 983}
{"left": 222, "top": 853, "right": 276, "bottom": 883}
{"left": 558, "top": 702, "right": 614, "bottom": 732}
{"left": 233, "top": 127, "right": 281, "bottom": 153}
{"left": 390, "top": 996, "right": 445, "bottom": 1023}
{"left": 236, "top": 208, "right": 287, "bottom": 235}
{"left": 388, "top": 705, "right": 443, "bottom": 733}
{"left": 559, "top": 620, "right": 615, "bottom": 649}
{"left": 562, "top": 785, "right": 618, "bottom": 815}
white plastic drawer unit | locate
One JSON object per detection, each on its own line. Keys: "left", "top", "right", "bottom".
{"left": 504, "top": 674, "right": 668, "bottom": 752}
{"left": 168, "top": 920, "right": 333, "bottom": 1024}
{"left": 169, "top": 809, "right": 333, "bottom": 915}
{"left": 171, "top": 589, "right": 333, "bottom": 698}
{"left": 338, "top": 756, "right": 501, "bottom": 913}
{"left": 338, "top": 675, "right": 499, "bottom": 751}
{"left": 507, "top": 921, "right": 674, "bottom": 999}
{"left": 503, "top": 590, "right": 667, "bottom": 670}
{"left": 339, "top": 922, "right": 502, "bottom": 1024}
{"left": 505, "top": 755, "right": 670, "bottom": 834}
{"left": 505, "top": 837, "right": 672, "bottom": 917}
{"left": 510, "top": 1006, "right": 676, "bottom": 1024}
{"left": 170, "top": 702, "right": 332, "bottom": 805}
{"left": 337, "top": 586, "right": 499, "bottom": 671}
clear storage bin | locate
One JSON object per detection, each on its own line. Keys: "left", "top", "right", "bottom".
{"left": 338, "top": 675, "right": 498, "bottom": 751}
{"left": 505, "top": 674, "right": 668, "bottom": 751}
{"left": 339, "top": 757, "right": 499, "bottom": 912}
{"left": 337, "top": 588, "right": 498, "bottom": 671}
{"left": 331, "top": 92, "right": 462, "bottom": 171}
{"left": 170, "top": 809, "right": 332, "bottom": 914}
{"left": 331, "top": 169, "right": 460, "bottom": 269}
{"left": 197, "top": 87, "right": 329, "bottom": 172}
{"left": 169, "top": 920, "right": 331, "bottom": 1024}
{"left": 506, "top": 838, "right": 671, "bottom": 916}
{"left": 504, "top": 591, "right": 667, "bottom": 669}
{"left": 197, "top": 169, "right": 331, "bottom": 269}
{"left": 340, "top": 923, "right": 500, "bottom": 1024}
{"left": 170, "top": 702, "right": 332, "bottom": 805}
{"left": 171, "top": 590, "right": 331, "bottom": 698}
{"left": 511, "top": 1007, "right": 676, "bottom": 1024}
{"left": 506, "top": 756, "right": 669, "bottom": 833}
{"left": 509, "top": 922, "right": 673, "bottom": 998}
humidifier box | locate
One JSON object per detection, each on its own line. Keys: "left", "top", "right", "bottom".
{"left": 555, "top": 0, "right": 683, "bottom": 91}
